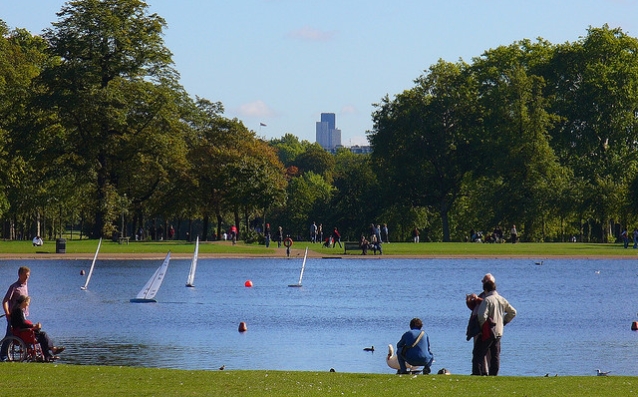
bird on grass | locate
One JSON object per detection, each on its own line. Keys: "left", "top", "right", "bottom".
{"left": 218, "top": 365, "right": 225, "bottom": 370}
{"left": 596, "top": 369, "right": 611, "bottom": 376}
{"left": 363, "top": 346, "right": 374, "bottom": 352}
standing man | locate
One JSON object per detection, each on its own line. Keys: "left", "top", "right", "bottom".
{"left": 264, "top": 223, "right": 271, "bottom": 248}
{"left": 310, "top": 222, "right": 317, "bottom": 243}
{"left": 621, "top": 228, "right": 629, "bottom": 249}
{"left": 2, "top": 266, "right": 30, "bottom": 359}
{"left": 396, "top": 318, "right": 434, "bottom": 375}
{"left": 474, "top": 277, "right": 517, "bottom": 376}
{"left": 510, "top": 224, "right": 518, "bottom": 243}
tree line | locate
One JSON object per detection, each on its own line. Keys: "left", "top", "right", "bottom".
{"left": 0, "top": 1, "right": 636, "bottom": 243}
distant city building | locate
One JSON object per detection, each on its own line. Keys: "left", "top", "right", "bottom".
{"left": 349, "top": 145, "right": 372, "bottom": 154}
{"left": 316, "top": 113, "right": 341, "bottom": 150}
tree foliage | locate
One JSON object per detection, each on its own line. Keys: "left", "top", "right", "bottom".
{"left": 2, "top": 6, "right": 638, "bottom": 245}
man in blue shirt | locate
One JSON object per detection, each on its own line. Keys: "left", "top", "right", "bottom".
{"left": 397, "top": 317, "right": 434, "bottom": 374}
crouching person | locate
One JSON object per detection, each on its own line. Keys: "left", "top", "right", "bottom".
{"left": 397, "top": 317, "right": 434, "bottom": 374}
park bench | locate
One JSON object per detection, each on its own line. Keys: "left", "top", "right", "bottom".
{"left": 118, "top": 236, "right": 130, "bottom": 245}
{"left": 344, "top": 242, "right": 361, "bottom": 254}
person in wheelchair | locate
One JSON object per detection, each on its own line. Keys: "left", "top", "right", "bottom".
{"left": 11, "top": 295, "right": 64, "bottom": 361}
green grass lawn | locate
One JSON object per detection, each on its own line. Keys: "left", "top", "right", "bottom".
{"left": 2, "top": 363, "right": 634, "bottom": 396}
{"left": 3, "top": 238, "right": 637, "bottom": 257}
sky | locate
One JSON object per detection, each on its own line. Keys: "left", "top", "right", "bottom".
{"left": 3, "top": 1, "right": 638, "bottom": 146}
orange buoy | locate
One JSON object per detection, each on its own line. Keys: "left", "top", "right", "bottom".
{"left": 283, "top": 237, "right": 293, "bottom": 248}
{"left": 238, "top": 322, "right": 248, "bottom": 332}
{"left": 632, "top": 321, "right": 638, "bottom": 331}
{"left": 244, "top": 280, "right": 253, "bottom": 287}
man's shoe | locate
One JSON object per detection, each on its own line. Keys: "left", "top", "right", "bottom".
{"left": 52, "top": 346, "right": 65, "bottom": 355}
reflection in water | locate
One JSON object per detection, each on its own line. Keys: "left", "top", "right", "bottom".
{"left": 3, "top": 257, "right": 637, "bottom": 375}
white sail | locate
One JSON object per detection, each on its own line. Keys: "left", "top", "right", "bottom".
{"left": 130, "top": 252, "right": 171, "bottom": 303}
{"left": 81, "top": 238, "right": 102, "bottom": 290}
{"left": 289, "top": 247, "right": 308, "bottom": 287}
{"left": 186, "top": 237, "right": 199, "bottom": 287}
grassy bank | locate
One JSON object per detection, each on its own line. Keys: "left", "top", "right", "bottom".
{"left": 2, "top": 363, "right": 633, "bottom": 396}
{"left": 4, "top": 238, "right": 637, "bottom": 257}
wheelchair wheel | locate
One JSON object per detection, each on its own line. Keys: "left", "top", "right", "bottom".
{"left": 3, "top": 336, "right": 27, "bottom": 362}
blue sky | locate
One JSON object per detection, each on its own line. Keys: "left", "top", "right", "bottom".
{"left": 3, "top": 1, "right": 638, "bottom": 146}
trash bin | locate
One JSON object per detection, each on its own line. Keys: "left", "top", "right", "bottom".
{"left": 56, "top": 238, "right": 66, "bottom": 254}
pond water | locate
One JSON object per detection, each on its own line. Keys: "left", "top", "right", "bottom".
{"left": 1, "top": 255, "right": 637, "bottom": 376}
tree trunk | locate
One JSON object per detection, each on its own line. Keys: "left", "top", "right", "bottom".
{"left": 202, "top": 214, "right": 209, "bottom": 241}
{"left": 234, "top": 209, "right": 240, "bottom": 241}
{"left": 93, "top": 152, "right": 109, "bottom": 238}
{"left": 440, "top": 201, "right": 450, "bottom": 242}
{"left": 216, "top": 211, "right": 223, "bottom": 241}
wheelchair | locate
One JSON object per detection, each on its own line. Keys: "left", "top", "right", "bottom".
{"left": 1, "top": 328, "right": 46, "bottom": 362}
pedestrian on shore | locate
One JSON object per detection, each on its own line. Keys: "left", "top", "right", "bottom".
{"left": 473, "top": 276, "right": 517, "bottom": 376}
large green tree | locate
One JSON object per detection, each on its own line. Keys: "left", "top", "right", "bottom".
{"left": 369, "top": 60, "right": 480, "bottom": 241}
{"left": 40, "top": 0, "right": 182, "bottom": 237}
{"left": 545, "top": 25, "right": 638, "bottom": 240}
{"left": 470, "top": 41, "right": 568, "bottom": 241}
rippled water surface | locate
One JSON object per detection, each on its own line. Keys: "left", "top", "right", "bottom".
{"left": 1, "top": 255, "right": 637, "bottom": 375}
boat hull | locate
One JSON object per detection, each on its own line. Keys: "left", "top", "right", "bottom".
{"left": 130, "top": 298, "right": 157, "bottom": 303}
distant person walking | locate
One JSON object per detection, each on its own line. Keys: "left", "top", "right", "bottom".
{"left": 633, "top": 228, "right": 638, "bottom": 249}
{"left": 382, "top": 223, "right": 389, "bottom": 243}
{"left": 332, "top": 227, "right": 342, "bottom": 248}
{"left": 412, "top": 227, "right": 420, "bottom": 243}
{"left": 277, "top": 226, "right": 284, "bottom": 248}
{"left": 310, "top": 222, "right": 317, "bottom": 243}
{"left": 510, "top": 225, "right": 518, "bottom": 243}
{"left": 473, "top": 277, "right": 517, "bottom": 376}
{"left": 621, "top": 228, "right": 629, "bottom": 248}
{"left": 264, "top": 223, "right": 271, "bottom": 248}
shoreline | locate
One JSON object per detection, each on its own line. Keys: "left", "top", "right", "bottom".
{"left": 0, "top": 251, "right": 633, "bottom": 260}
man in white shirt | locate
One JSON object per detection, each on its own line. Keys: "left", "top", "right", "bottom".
{"left": 474, "top": 278, "right": 517, "bottom": 375}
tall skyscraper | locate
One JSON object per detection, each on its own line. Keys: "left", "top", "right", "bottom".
{"left": 316, "top": 113, "right": 341, "bottom": 150}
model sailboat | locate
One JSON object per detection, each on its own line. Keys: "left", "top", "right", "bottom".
{"left": 81, "top": 238, "right": 102, "bottom": 290}
{"left": 130, "top": 252, "right": 171, "bottom": 303}
{"left": 288, "top": 247, "right": 308, "bottom": 287}
{"left": 185, "top": 236, "right": 199, "bottom": 287}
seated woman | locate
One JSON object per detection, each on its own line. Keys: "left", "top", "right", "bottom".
{"left": 11, "top": 295, "right": 64, "bottom": 361}
{"left": 359, "top": 235, "right": 369, "bottom": 255}
{"left": 370, "top": 234, "right": 382, "bottom": 255}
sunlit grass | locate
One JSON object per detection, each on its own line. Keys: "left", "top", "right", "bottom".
{"left": 2, "top": 363, "right": 634, "bottom": 397}
{"left": 0, "top": 238, "right": 635, "bottom": 257}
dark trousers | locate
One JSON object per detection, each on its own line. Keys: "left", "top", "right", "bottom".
{"left": 0, "top": 321, "right": 10, "bottom": 359}
{"left": 472, "top": 335, "right": 501, "bottom": 375}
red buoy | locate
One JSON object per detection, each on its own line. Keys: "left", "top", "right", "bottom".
{"left": 244, "top": 280, "right": 253, "bottom": 288}
{"left": 238, "top": 322, "right": 247, "bottom": 332}
{"left": 631, "top": 321, "right": 638, "bottom": 331}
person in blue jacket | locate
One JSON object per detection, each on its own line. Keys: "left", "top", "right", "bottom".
{"left": 397, "top": 317, "right": 434, "bottom": 374}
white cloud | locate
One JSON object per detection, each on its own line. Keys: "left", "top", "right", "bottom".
{"left": 236, "top": 100, "right": 277, "bottom": 118}
{"left": 340, "top": 104, "right": 358, "bottom": 115}
{"left": 287, "top": 26, "right": 336, "bottom": 42}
